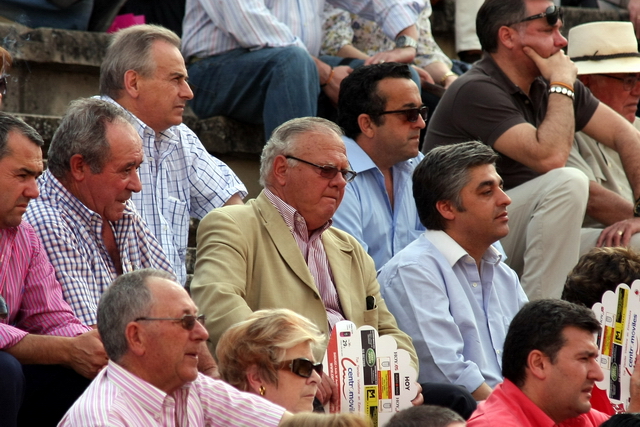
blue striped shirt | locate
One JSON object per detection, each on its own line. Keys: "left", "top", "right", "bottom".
{"left": 182, "top": 0, "right": 425, "bottom": 58}
{"left": 24, "top": 170, "right": 173, "bottom": 326}
{"left": 101, "top": 96, "right": 248, "bottom": 285}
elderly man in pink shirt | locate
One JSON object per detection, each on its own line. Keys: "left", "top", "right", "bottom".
{"left": 0, "top": 112, "right": 107, "bottom": 427}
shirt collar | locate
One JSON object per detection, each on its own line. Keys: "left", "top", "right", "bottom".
{"left": 425, "top": 229, "right": 502, "bottom": 267}
{"left": 474, "top": 54, "right": 546, "bottom": 97}
{"left": 263, "top": 189, "right": 332, "bottom": 239}
{"left": 342, "top": 136, "right": 422, "bottom": 174}
{"left": 99, "top": 95, "right": 177, "bottom": 143}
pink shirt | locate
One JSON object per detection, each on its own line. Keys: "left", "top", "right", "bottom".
{"left": 0, "top": 222, "right": 89, "bottom": 349}
{"left": 59, "top": 361, "right": 286, "bottom": 426}
{"left": 468, "top": 379, "right": 610, "bottom": 427}
{"left": 265, "top": 189, "right": 346, "bottom": 329}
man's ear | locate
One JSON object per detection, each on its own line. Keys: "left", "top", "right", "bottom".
{"left": 436, "top": 199, "right": 456, "bottom": 221}
{"left": 125, "top": 321, "right": 146, "bottom": 357}
{"left": 272, "top": 155, "right": 289, "bottom": 187}
{"left": 527, "top": 349, "right": 549, "bottom": 381}
{"left": 69, "top": 154, "right": 87, "bottom": 182}
{"left": 498, "top": 25, "right": 518, "bottom": 50}
{"left": 357, "top": 113, "right": 376, "bottom": 139}
{"left": 123, "top": 69, "right": 141, "bottom": 99}
{"left": 245, "top": 364, "right": 264, "bottom": 394}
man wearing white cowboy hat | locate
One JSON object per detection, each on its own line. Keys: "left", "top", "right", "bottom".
{"left": 566, "top": 21, "right": 640, "bottom": 254}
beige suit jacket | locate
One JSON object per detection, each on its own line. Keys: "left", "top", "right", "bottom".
{"left": 191, "top": 191, "right": 417, "bottom": 367}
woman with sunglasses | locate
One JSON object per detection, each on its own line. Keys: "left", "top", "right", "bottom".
{"left": 217, "top": 309, "right": 325, "bottom": 413}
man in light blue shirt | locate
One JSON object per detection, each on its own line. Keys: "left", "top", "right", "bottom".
{"left": 333, "top": 63, "right": 426, "bottom": 270}
{"left": 379, "top": 141, "right": 527, "bottom": 401}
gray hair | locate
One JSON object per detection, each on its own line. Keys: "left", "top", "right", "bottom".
{"left": 414, "top": 142, "right": 499, "bottom": 230}
{"left": 259, "top": 117, "right": 344, "bottom": 187}
{"left": 100, "top": 24, "right": 181, "bottom": 99}
{"left": 97, "top": 268, "right": 176, "bottom": 362}
{"left": 0, "top": 112, "right": 43, "bottom": 160}
{"left": 47, "top": 98, "right": 132, "bottom": 179}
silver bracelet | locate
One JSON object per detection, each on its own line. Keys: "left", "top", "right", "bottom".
{"left": 549, "top": 85, "right": 575, "bottom": 100}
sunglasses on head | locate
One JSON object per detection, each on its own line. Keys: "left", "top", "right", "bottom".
{"left": 512, "top": 5, "right": 563, "bottom": 27}
{"left": 377, "top": 106, "right": 428, "bottom": 123}
{"left": 0, "top": 76, "right": 6, "bottom": 97}
{"left": 135, "top": 313, "right": 206, "bottom": 331}
{"left": 278, "top": 358, "right": 323, "bottom": 378}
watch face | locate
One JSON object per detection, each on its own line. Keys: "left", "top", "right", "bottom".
{"left": 395, "top": 35, "right": 417, "bottom": 49}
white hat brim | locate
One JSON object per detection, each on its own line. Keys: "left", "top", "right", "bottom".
{"left": 575, "top": 56, "right": 640, "bottom": 75}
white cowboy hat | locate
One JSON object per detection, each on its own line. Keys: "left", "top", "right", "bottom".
{"left": 568, "top": 21, "right": 640, "bottom": 75}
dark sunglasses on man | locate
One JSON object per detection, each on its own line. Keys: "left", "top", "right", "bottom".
{"left": 135, "top": 313, "right": 206, "bottom": 330}
{"left": 377, "top": 105, "right": 429, "bottom": 123}
{"left": 510, "top": 5, "right": 563, "bottom": 27}
{"left": 278, "top": 358, "right": 323, "bottom": 378}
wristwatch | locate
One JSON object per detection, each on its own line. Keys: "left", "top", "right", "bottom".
{"left": 395, "top": 35, "right": 418, "bottom": 50}
{"left": 634, "top": 197, "right": 640, "bottom": 217}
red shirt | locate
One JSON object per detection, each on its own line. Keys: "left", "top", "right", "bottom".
{"left": 468, "top": 379, "right": 610, "bottom": 427}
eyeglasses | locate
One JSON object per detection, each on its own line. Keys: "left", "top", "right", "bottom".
{"left": 596, "top": 74, "right": 640, "bottom": 91}
{"left": 278, "top": 358, "right": 323, "bottom": 378}
{"left": 285, "top": 155, "right": 357, "bottom": 183}
{"left": 135, "top": 314, "right": 206, "bottom": 331}
{"left": 511, "top": 5, "right": 563, "bottom": 27}
{"left": 0, "top": 76, "right": 6, "bottom": 96}
{"left": 377, "top": 106, "right": 428, "bottom": 123}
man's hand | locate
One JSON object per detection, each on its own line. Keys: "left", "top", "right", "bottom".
{"left": 67, "top": 329, "right": 108, "bottom": 379}
{"left": 629, "top": 0, "right": 640, "bottom": 39}
{"left": 364, "top": 48, "right": 417, "bottom": 66}
{"left": 322, "top": 65, "right": 352, "bottom": 106}
{"left": 316, "top": 372, "right": 339, "bottom": 412}
{"left": 522, "top": 46, "right": 576, "bottom": 85}
{"left": 411, "top": 382, "right": 424, "bottom": 406}
{"left": 597, "top": 217, "right": 640, "bottom": 247}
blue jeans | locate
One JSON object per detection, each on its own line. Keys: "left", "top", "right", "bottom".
{"left": 187, "top": 46, "right": 320, "bottom": 139}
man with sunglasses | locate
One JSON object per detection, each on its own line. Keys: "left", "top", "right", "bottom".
{"left": 191, "top": 117, "right": 429, "bottom": 411}
{"left": 60, "top": 269, "right": 292, "bottom": 426}
{"left": 333, "top": 63, "right": 426, "bottom": 270}
{"left": 424, "top": 0, "right": 640, "bottom": 302}
{"left": 566, "top": 22, "right": 640, "bottom": 256}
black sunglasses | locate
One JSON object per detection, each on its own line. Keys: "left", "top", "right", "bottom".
{"left": 377, "top": 106, "right": 428, "bottom": 123}
{"left": 279, "top": 358, "right": 323, "bottom": 378}
{"left": 597, "top": 74, "right": 640, "bottom": 91}
{"left": 0, "top": 76, "right": 6, "bottom": 97}
{"left": 511, "top": 5, "right": 563, "bottom": 27}
{"left": 285, "top": 155, "right": 357, "bottom": 183}
{"left": 135, "top": 313, "right": 206, "bottom": 331}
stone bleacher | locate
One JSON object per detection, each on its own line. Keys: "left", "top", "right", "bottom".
{"left": 0, "top": 3, "right": 627, "bottom": 283}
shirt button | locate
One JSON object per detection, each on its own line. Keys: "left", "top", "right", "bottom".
{"left": 472, "top": 282, "right": 478, "bottom": 288}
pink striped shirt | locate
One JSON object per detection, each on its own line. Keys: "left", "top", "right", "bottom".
{"left": 265, "top": 189, "right": 346, "bottom": 330}
{"left": 0, "top": 222, "right": 89, "bottom": 349}
{"left": 59, "top": 361, "right": 286, "bottom": 426}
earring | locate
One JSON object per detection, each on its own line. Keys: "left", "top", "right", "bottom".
{"left": 259, "top": 385, "right": 266, "bottom": 396}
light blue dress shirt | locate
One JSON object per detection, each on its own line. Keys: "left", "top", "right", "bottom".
{"left": 332, "top": 136, "right": 425, "bottom": 270}
{"left": 379, "top": 230, "right": 527, "bottom": 392}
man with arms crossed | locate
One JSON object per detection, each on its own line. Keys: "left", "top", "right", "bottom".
{"left": 0, "top": 113, "right": 107, "bottom": 426}
{"left": 379, "top": 141, "right": 527, "bottom": 401}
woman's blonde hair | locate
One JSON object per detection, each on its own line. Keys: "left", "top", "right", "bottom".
{"left": 217, "top": 308, "right": 325, "bottom": 390}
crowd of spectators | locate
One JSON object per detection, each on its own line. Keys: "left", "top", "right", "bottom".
{"left": 3, "top": 0, "right": 640, "bottom": 425}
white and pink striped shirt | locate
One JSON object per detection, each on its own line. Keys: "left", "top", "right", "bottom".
{"left": 59, "top": 361, "right": 286, "bottom": 426}
{"left": 265, "top": 189, "right": 346, "bottom": 330}
{"left": 0, "top": 222, "right": 89, "bottom": 349}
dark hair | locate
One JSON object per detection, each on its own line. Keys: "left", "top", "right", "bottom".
{"left": 337, "top": 62, "right": 413, "bottom": 139}
{"left": 98, "top": 268, "right": 176, "bottom": 362}
{"left": 502, "top": 299, "right": 601, "bottom": 387}
{"left": 413, "top": 141, "right": 498, "bottom": 230}
{"left": 476, "top": 0, "right": 527, "bottom": 53}
{"left": 0, "top": 112, "right": 43, "bottom": 160}
{"left": 47, "top": 98, "right": 131, "bottom": 179}
{"left": 387, "top": 405, "right": 465, "bottom": 427}
{"left": 601, "top": 413, "right": 640, "bottom": 427}
{"left": 563, "top": 247, "right": 640, "bottom": 309}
